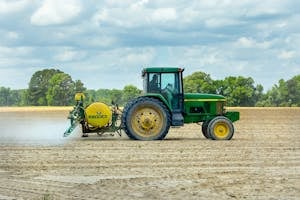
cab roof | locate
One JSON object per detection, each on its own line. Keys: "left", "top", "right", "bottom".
{"left": 142, "top": 67, "right": 184, "bottom": 76}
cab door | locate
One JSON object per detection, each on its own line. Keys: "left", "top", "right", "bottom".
{"left": 160, "top": 72, "right": 183, "bottom": 112}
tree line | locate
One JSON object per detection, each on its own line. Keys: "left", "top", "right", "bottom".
{"left": 0, "top": 69, "right": 142, "bottom": 107}
{"left": 0, "top": 68, "right": 299, "bottom": 107}
{"left": 183, "top": 72, "right": 300, "bottom": 106}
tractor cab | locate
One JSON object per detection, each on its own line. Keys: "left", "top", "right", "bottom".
{"left": 142, "top": 67, "right": 185, "bottom": 126}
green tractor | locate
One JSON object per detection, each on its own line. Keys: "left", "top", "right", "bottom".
{"left": 64, "top": 67, "right": 239, "bottom": 140}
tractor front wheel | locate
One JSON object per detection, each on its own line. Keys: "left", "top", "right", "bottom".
{"left": 122, "top": 97, "right": 171, "bottom": 140}
{"left": 201, "top": 120, "right": 211, "bottom": 139}
{"left": 207, "top": 116, "right": 234, "bottom": 140}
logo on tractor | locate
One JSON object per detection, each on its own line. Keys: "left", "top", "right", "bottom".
{"left": 88, "top": 112, "right": 108, "bottom": 119}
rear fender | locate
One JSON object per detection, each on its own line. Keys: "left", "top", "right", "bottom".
{"left": 143, "top": 93, "right": 172, "bottom": 111}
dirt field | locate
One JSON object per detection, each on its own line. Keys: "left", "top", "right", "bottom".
{"left": 0, "top": 107, "right": 299, "bottom": 199}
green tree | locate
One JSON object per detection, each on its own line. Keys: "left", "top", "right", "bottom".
{"left": 285, "top": 75, "right": 300, "bottom": 106}
{"left": 213, "top": 80, "right": 225, "bottom": 95}
{"left": 8, "top": 90, "right": 22, "bottom": 106}
{"left": 110, "top": 89, "right": 123, "bottom": 105}
{"left": 75, "top": 80, "right": 86, "bottom": 93}
{"left": 262, "top": 86, "right": 282, "bottom": 106}
{"left": 85, "top": 89, "right": 97, "bottom": 105}
{"left": 258, "top": 75, "right": 300, "bottom": 106}
{"left": 0, "top": 87, "right": 28, "bottom": 106}
{"left": 19, "top": 89, "right": 29, "bottom": 106}
{"left": 253, "top": 84, "right": 264, "bottom": 106}
{"left": 183, "top": 71, "right": 216, "bottom": 93}
{"left": 217, "top": 76, "right": 259, "bottom": 106}
{"left": 46, "top": 73, "right": 75, "bottom": 106}
{"left": 96, "top": 89, "right": 113, "bottom": 105}
{"left": 122, "top": 85, "right": 142, "bottom": 103}
{"left": 0, "top": 87, "right": 10, "bottom": 106}
{"left": 27, "top": 69, "right": 63, "bottom": 105}
{"left": 277, "top": 79, "right": 289, "bottom": 106}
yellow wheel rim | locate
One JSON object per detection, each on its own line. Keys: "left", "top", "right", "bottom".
{"left": 213, "top": 122, "right": 229, "bottom": 139}
{"left": 131, "top": 106, "right": 164, "bottom": 138}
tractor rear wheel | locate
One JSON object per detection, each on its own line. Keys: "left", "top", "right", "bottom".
{"left": 122, "top": 97, "right": 171, "bottom": 140}
{"left": 207, "top": 116, "right": 234, "bottom": 140}
{"left": 201, "top": 120, "right": 211, "bottom": 139}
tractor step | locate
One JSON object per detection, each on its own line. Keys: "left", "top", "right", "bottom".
{"left": 171, "top": 112, "right": 184, "bottom": 126}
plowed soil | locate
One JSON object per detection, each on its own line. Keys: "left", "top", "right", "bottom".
{"left": 0, "top": 107, "right": 299, "bottom": 199}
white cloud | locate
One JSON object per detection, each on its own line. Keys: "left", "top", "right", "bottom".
{"left": 93, "top": 5, "right": 178, "bottom": 29}
{"left": 92, "top": 8, "right": 129, "bottom": 27}
{"left": 0, "top": 46, "right": 42, "bottom": 68}
{"left": 30, "top": 0, "right": 82, "bottom": 26}
{"left": 104, "top": 0, "right": 137, "bottom": 7}
{"left": 120, "top": 48, "right": 155, "bottom": 65}
{"left": 235, "top": 37, "right": 271, "bottom": 49}
{"left": 131, "top": 0, "right": 149, "bottom": 10}
{"left": 94, "top": 47, "right": 155, "bottom": 68}
{"left": 275, "top": 22, "right": 287, "bottom": 28}
{"left": 244, "top": 0, "right": 289, "bottom": 17}
{"left": 151, "top": 8, "right": 177, "bottom": 22}
{"left": 0, "top": 0, "right": 30, "bottom": 15}
{"left": 83, "top": 36, "right": 117, "bottom": 48}
{"left": 278, "top": 50, "right": 296, "bottom": 60}
{"left": 177, "top": 46, "right": 223, "bottom": 66}
{"left": 237, "top": 37, "right": 256, "bottom": 48}
{"left": 54, "top": 48, "right": 86, "bottom": 62}
{"left": 7, "top": 31, "right": 19, "bottom": 40}
{"left": 0, "top": 46, "right": 33, "bottom": 57}
{"left": 0, "top": 31, "right": 20, "bottom": 44}
{"left": 204, "top": 18, "right": 241, "bottom": 28}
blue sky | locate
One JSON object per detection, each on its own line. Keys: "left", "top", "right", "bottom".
{"left": 0, "top": 0, "right": 299, "bottom": 91}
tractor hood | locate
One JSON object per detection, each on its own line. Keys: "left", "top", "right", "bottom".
{"left": 184, "top": 93, "right": 226, "bottom": 101}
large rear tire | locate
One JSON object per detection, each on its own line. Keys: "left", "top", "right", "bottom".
{"left": 207, "top": 116, "right": 234, "bottom": 140}
{"left": 122, "top": 97, "right": 171, "bottom": 140}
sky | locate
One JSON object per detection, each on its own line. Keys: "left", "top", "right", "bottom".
{"left": 0, "top": 0, "right": 299, "bottom": 91}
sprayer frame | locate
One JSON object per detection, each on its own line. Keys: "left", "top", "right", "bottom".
{"left": 64, "top": 99, "right": 123, "bottom": 137}
{"left": 80, "top": 104, "right": 122, "bottom": 136}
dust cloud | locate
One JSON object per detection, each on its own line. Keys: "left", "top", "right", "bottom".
{"left": 0, "top": 110, "right": 77, "bottom": 145}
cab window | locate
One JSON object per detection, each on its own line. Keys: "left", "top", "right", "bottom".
{"left": 148, "top": 73, "right": 161, "bottom": 93}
